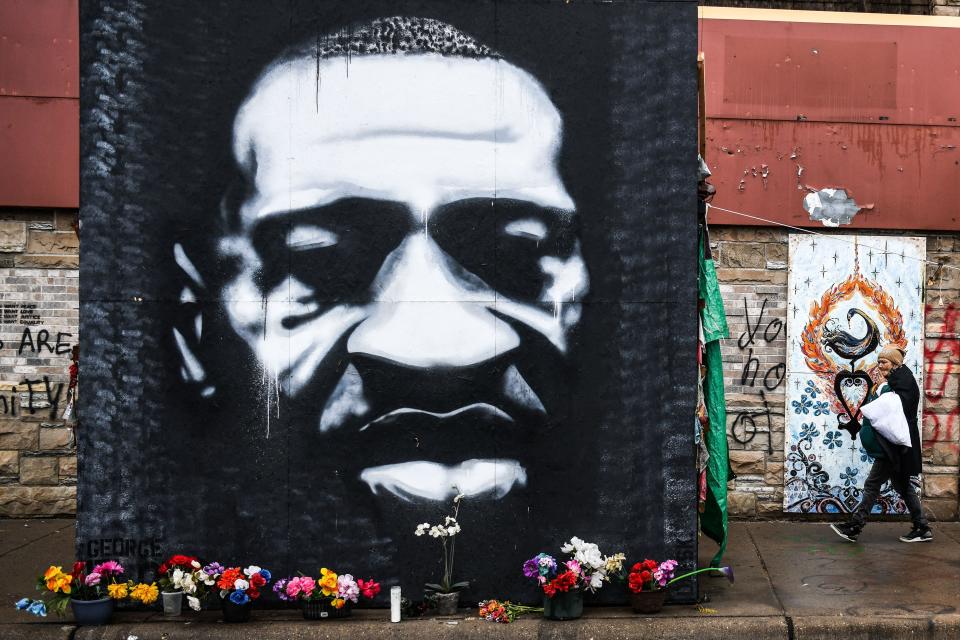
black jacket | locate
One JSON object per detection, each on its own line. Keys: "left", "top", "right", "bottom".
{"left": 878, "top": 365, "right": 923, "bottom": 477}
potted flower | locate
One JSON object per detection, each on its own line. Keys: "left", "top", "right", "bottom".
{"left": 627, "top": 560, "right": 735, "bottom": 613}
{"left": 206, "top": 564, "right": 271, "bottom": 623}
{"left": 414, "top": 493, "right": 468, "bottom": 615}
{"left": 15, "top": 561, "right": 133, "bottom": 625}
{"left": 523, "top": 537, "right": 625, "bottom": 620}
{"left": 626, "top": 559, "right": 677, "bottom": 613}
{"left": 156, "top": 554, "right": 203, "bottom": 616}
{"left": 274, "top": 569, "right": 381, "bottom": 619}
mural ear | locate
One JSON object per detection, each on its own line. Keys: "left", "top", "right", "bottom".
{"left": 172, "top": 242, "right": 215, "bottom": 399}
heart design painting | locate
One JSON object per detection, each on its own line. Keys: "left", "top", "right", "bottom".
{"left": 833, "top": 370, "right": 873, "bottom": 437}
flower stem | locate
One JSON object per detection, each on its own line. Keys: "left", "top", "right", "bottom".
{"left": 665, "top": 567, "right": 724, "bottom": 587}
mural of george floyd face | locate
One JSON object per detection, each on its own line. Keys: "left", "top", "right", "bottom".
{"left": 79, "top": 1, "right": 698, "bottom": 601}
{"left": 210, "top": 39, "right": 588, "bottom": 504}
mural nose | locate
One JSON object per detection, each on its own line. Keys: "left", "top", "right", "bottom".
{"left": 347, "top": 234, "right": 520, "bottom": 367}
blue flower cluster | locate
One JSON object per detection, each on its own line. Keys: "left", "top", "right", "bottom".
{"left": 229, "top": 590, "right": 250, "bottom": 605}
{"left": 15, "top": 598, "right": 46, "bottom": 617}
{"left": 823, "top": 431, "right": 843, "bottom": 450}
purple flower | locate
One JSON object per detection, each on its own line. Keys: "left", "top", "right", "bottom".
{"left": 522, "top": 558, "right": 539, "bottom": 579}
{"left": 203, "top": 562, "right": 224, "bottom": 576}
{"left": 659, "top": 560, "right": 678, "bottom": 580}
{"left": 523, "top": 554, "right": 558, "bottom": 580}
{"left": 272, "top": 578, "right": 292, "bottom": 601}
{"left": 718, "top": 566, "right": 734, "bottom": 584}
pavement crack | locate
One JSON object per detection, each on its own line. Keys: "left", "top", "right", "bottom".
{"left": 746, "top": 525, "right": 790, "bottom": 617}
{"left": 0, "top": 525, "right": 69, "bottom": 559}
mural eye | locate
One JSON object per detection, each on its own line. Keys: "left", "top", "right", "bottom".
{"left": 251, "top": 198, "right": 409, "bottom": 298}
{"left": 431, "top": 198, "right": 572, "bottom": 301}
{"left": 286, "top": 225, "right": 339, "bottom": 251}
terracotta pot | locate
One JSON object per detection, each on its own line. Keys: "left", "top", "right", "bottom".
{"left": 303, "top": 599, "right": 353, "bottom": 620}
{"left": 630, "top": 589, "right": 667, "bottom": 614}
{"left": 543, "top": 590, "right": 583, "bottom": 620}
{"left": 434, "top": 591, "right": 459, "bottom": 616}
{"left": 70, "top": 597, "right": 114, "bottom": 626}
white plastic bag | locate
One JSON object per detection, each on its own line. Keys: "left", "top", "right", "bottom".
{"left": 861, "top": 391, "right": 911, "bottom": 448}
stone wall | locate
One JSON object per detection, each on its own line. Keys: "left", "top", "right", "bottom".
{"left": 932, "top": 0, "right": 960, "bottom": 16}
{"left": 712, "top": 225, "right": 960, "bottom": 520}
{"left": 0, "top": 208, "right": 79, "bottom": 516}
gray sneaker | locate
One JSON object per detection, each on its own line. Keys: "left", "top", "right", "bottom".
{"left": 899, "top": 527, "right": 933, "bottom": 543}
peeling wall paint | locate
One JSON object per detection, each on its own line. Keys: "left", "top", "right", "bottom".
{"left": 803, "top": 188, "right": 871, "bottom": 227}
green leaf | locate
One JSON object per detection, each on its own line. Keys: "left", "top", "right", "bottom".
{"left": 423, "top": 583, "right": 444, "bottom": 591}
{"left": 450, "top": 581, "right": 470, "bottom": 589}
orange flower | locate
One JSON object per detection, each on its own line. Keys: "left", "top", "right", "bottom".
{"left": 43, "top": 566, "right": 62, "bottom": 581}
{"left": 331, "top": 598, "right": 345, "bottom": 609}
{"left": 43, "top": 566, "right": 73, "bottom": 594}
{"left": 319, "top": 568, "right": 338, "bottom": 597}
{"left": 217, "top": 567, "right": 242, "bottom": 591}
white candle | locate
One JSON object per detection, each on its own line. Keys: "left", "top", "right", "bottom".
{"left": 390, "top": 586, "right": 401, "bottom": 623}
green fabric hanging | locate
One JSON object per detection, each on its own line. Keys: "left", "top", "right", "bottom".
{"left": 698, "top": 229, "right": 730, "bottom": 567}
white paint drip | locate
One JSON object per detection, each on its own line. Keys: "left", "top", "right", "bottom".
{"left": 173, "top": 242, "right": 205, "bottom": 287}
{"left": 172, "top": 328, "right": 204, "bottom": 383}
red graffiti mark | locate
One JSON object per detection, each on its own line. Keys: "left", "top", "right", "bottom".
{"left": 923, "top": 303, "right": 959, "bottom": 452}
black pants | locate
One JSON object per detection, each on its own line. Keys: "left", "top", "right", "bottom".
{"left": 850, "top": 459, "right": 927, "bottom": 530}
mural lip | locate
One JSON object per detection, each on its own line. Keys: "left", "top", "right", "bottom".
{"left": 360, "top": 403, "right": 516, "bottom": 431}
{"left": 327, "top": 401, "right": 537, "bottom": 472}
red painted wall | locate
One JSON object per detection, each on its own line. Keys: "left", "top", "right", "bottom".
{"left": 0, "top": 0, "right": 78, "bottom": 208}
{"left": 701, "top": 10, "right": 959, "bottom": 231}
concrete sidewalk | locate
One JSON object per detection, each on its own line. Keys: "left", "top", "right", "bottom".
{"left": 0, "top": 519, "right": 958, "bottom": 639}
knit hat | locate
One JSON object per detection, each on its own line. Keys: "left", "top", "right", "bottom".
{"left": 877, "top": 346, "right": 904, "bottom": 366}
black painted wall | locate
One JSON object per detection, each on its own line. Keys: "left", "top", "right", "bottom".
{"left": 78, "top": 0, "right": 699, "bottom": 604}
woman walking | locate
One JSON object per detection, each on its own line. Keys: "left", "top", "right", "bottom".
{"left": 830, "top": 346, "right": 931, "bottom": 543}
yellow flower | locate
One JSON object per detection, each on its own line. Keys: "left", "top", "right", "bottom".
{"left": 130, "top": 582, "right": 159, "bottom": 605}
{"left": 604, "top": 553, "right": 627, "bottom": 574}
{"left": 332, "top": 598, "right": 345, "bottom": 609}
{"left": 319, "top": 568, "right": 338, "bottom": 597}
{"left": 108, "top": 583, "right": 128, "bottom": 600}
{"left": 43, "top": 566, "right": 63, "bottom": 581}
{"left": 43, "top": 566, "right": 73, "bottom": 594}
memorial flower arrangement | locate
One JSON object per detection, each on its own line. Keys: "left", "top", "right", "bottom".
{"left": 478, "top": 599, "right": 543, "bottom": 623}
{"left": 627, "top": 559, "right": 678, "bottom": 593}
{"left": 15, "top": 561, "right": 156, "bottom": 617}
{"left": 273, "top": 569, "right": 381, "bottom": 609}
{"left": 523, "top": 537, "right": 625, "bottom": 597}
{"left": 414, "top": 493, "right": 468, "bottom": 594}
{"left": 156, "top": 553, "right": 210, "bottom": 611}
{"left": 628, "top": 558, "right": 735, "bottom": 593}
{"left": 210, "top": 565, "right": 272, "bottom": 606}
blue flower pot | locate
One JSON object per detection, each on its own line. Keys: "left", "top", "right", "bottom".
{"left": 71, "top": 597, "right": 114, "bottom": 625}
{"left": 543, "top": 590, "right": 583, "bottom": 620}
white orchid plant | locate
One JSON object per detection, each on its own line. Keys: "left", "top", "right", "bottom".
{"left": 414, "top": 493, "right": 469, "bottom": 594}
